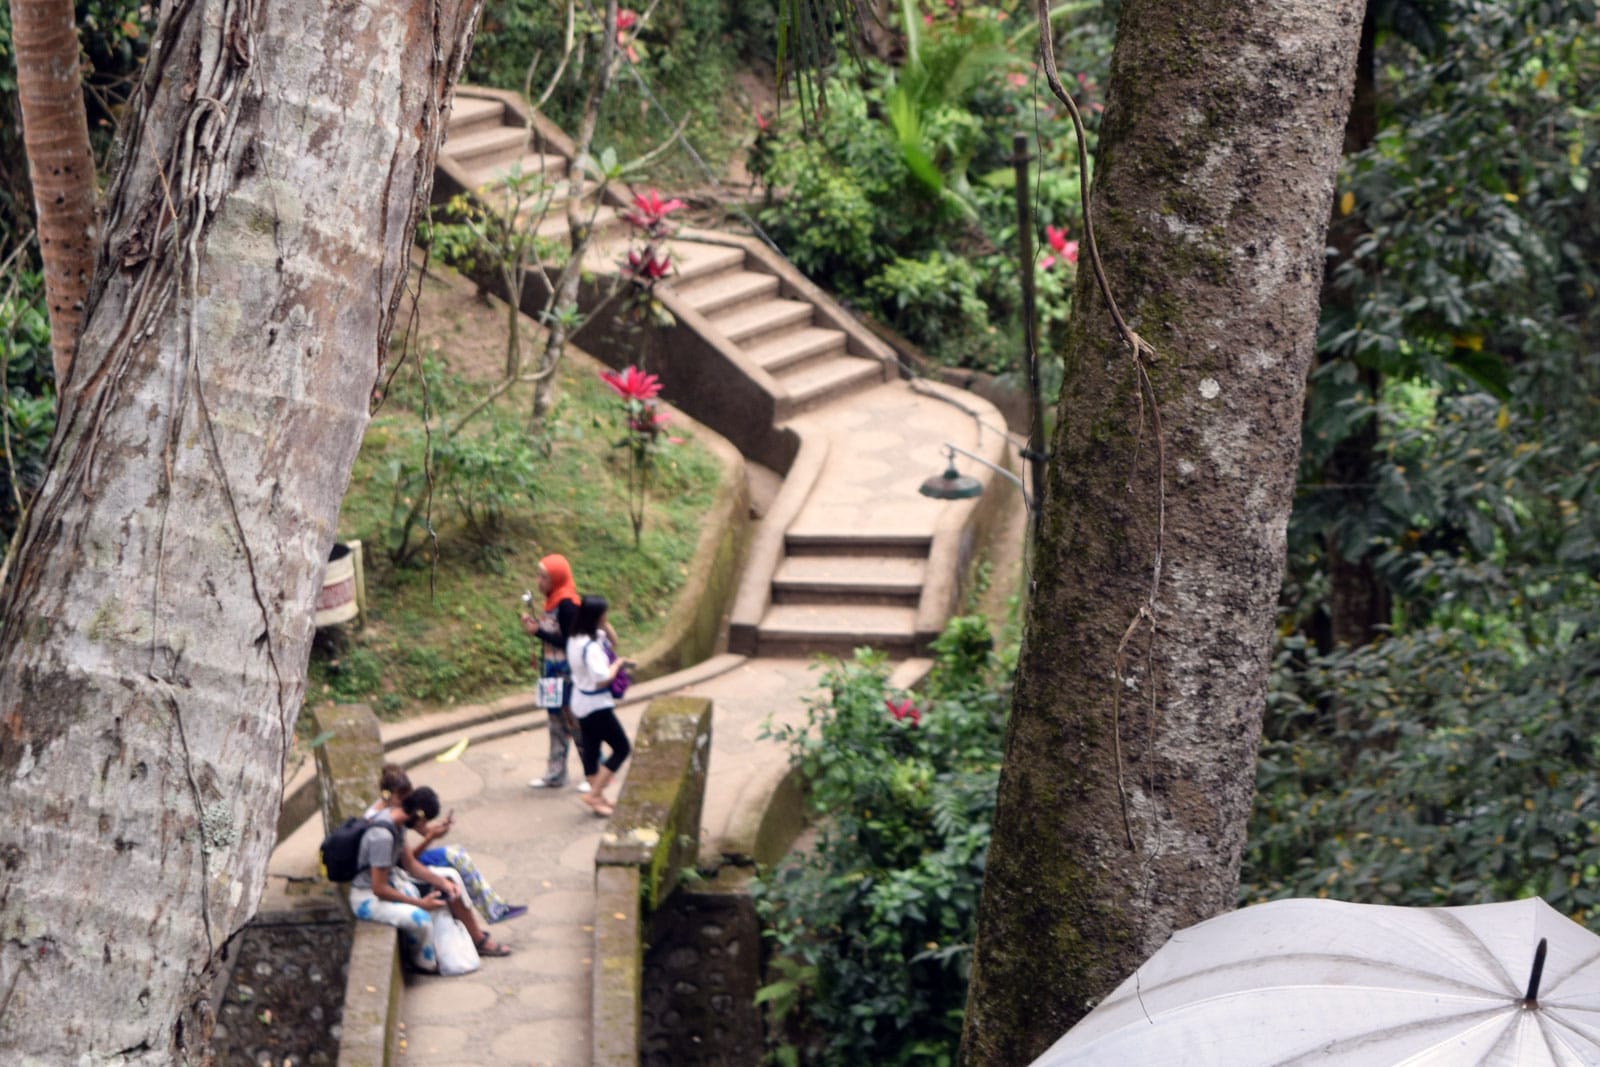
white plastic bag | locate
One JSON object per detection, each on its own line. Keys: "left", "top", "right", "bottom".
{"left": 432, "top": 912, "right": 481, "bottom": 976}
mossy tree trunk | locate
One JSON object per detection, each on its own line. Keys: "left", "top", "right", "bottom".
{"left": 960, "top": 0, "right": 1364, "bottom": 1062}
{"left": 0, "top": 0, "right": 481, "bottom": 1058}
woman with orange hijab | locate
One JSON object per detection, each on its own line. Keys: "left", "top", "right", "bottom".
{"left": 521, "top": 554, "right": 583, "bottom": 789}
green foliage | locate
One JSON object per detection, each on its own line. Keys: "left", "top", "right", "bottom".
{"left": 757, "top": 4, "right": 1108, "bottom": 377}
{"left": 466, "top": 0, "right": 759, "bottom": 187}
{"left": 306, "top": 335, "right": 721, "bottom": 717}
{"left": 754, "top": 616, "right": 1014, "bottom": 1066}
{"left": 376, "top": 356, "right": 539, "bottom": 565}
{"left": 0, "top": 265, "right": 52, "bottom": 543}
{"left": 1290, "top": 0, "right": 1600, "bottom": 630}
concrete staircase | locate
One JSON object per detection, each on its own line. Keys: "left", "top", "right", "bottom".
{"left": 436, "top": 87, "right": 1011, "bottom": 662}
{"left": 758, "top": 534, "right": 928, "bottom": 658}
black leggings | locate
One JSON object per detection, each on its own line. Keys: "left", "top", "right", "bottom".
{"left": 578, "top": 706, "right": 630, "bottom": 776}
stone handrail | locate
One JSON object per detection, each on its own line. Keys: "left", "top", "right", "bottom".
{"left": 591, "top": 696, "right": 714, "bottom": 1067}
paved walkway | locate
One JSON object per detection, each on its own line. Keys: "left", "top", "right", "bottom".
{"left": 264, "top": 286, "right": 1013, "bottom": 1066}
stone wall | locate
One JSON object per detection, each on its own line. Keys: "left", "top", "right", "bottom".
{"left": 639, "top": 873, "right": 762, "bottom": 1066}
{"left": 209, "top": 908, "right": 352, "bottom": 1066}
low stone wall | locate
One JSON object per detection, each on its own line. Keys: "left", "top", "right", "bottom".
{"left": 312, "top": 702, "right": 402, "bottom": 1067}
{"left": 593, "top": 696, "right": 714, "bottom": 1066}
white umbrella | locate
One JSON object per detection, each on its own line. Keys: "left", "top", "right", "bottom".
{"left": 1031, "top": 896, "right": 1600, "bottom": 1066}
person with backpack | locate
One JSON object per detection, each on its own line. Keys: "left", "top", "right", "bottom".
{"left": 363, "top": 764, "right": 526, "bottom": 925}
{"left": 566, "top": 594, "right": 634, "bottom": 817}
{"left": 349, "top": 785, "right": 511, "bottom": 969}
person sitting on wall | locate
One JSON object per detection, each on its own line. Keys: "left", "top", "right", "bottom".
{"left": 350, "top": 785, "right": 512, "bottom": 969}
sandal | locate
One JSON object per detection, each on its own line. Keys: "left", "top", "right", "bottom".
{"left": 474, "top": 933, "right": 512, "bottom": 957}
{"left": 579, "top": 795, "right": 614, "bottom": 818}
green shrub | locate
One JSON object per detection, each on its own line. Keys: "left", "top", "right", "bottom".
{"left": 754, "top": 616, "right": 1013, "bottom": 1066}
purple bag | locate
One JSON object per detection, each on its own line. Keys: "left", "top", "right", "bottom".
{"left": 601, "top": 639, "right": 631, "bottom": 700}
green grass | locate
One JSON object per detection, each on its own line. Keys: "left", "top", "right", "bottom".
{"left": 306, "top": 327, "right": 723, "bottom": 723}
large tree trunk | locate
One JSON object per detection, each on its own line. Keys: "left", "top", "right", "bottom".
{"left": 0, "top": 0, "right": 481, "bottom": 1057}
{"left": 8, "top": 0, "right": 96, "bottom": 384}
{"left": 961, "top": 1, "right": 1364, "bottom": 1062}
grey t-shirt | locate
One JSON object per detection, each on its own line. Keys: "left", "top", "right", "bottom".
{"left": 351, "top": 812, "right": 404, "bottom": 890}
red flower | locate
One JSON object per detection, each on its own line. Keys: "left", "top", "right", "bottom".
{"left": 754, "top": 109, "right": 770, "bottom": 133}
{"left": 623, "top": 248, "right": 673, "bottom": 281}
{"left": 601, "top": 365, "right": 662, "bottom": 401}
{"left": 1040, "top": 227, "right": 1079, "bottom": 271}
{"left": 616, "top": 8, "right": 637, "bottom": 30}
{"left": 885, "top": 697, "right": 921, "bottom": 727}
{"left": 624, "top": 188, "right": 686, "bottom": 232}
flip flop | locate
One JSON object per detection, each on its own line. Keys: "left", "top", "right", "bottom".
{"left": 475, "top": 934, "right": 512, "bottom": 957}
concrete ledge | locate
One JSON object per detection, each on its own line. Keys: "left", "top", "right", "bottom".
{"left": 597, "top": 697, "right": 713, "bottom": 910}
{"left": 593, "top": 865, "right": 643, "bottom": 1067}
{"left": 336, "top": 921, "right": 402, "bottom": 1067}
{"left": 728, "top": 429, "right": 828, "bottom": 656}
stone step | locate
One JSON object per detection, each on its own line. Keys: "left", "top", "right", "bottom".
{"left": 672, "top": 270, "right": 780, "bottom": 317}
{"left": 712, "top": 298, "right": 813, "bottom": 345}
{"left": 744, "top": 326, "right": 847, "bottom": 375}
{"left": 444, "top": 124, "right": 529, "bottom": 170}
{"left": 668, "top": 242, "right": 746, "bottom": 285}
{"left": 784, "top": 531, "right": 932, "bottom": 559}
{"left": 771, "top": 555, "right": 925, "bottom": 606}
{"left": 446, "top": 95, "right": 504, "bottom": 138}
{"left": 778, "top": 355, "right": 883, "bottom": 414}
{"left": 534, "top": 204, "right": 618, "bottom": 240}
{"left": 755, "top": 603, "right": 919, "bottom": 658}
{"left": 470, "top": 151, "right": 567, "bottom": 191}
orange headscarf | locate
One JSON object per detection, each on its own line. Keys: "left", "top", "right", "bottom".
{"left": 541, "top": 554, "right": 580, "bottom": 612}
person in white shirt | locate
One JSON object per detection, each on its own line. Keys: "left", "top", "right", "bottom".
{"left": 565, "top": 595, "right": 634, "bottom": 817}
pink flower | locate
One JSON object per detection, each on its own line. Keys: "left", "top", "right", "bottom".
{"left": 624, "top": 188, "right": 686, "bottom": 233}
{"left": 754, "top": 109, "right": 770, "bottom": 133}
{"left": 885, "top": 697, "right": 921, "bottom": 727}
{"left": 1007, "top": 72, "right": 1029, "bottom": 88}
{"left": 601, "top": 365, "right": 662, "bottom": 401}
{"left": 1040, "top": 227, "right": 1079, "bottom": 271}
{"left": 615, "top": 9, "right": 639, "bottom": 62}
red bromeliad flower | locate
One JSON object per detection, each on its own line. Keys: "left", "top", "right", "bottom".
{"left": 616, "top": 9, "right": 640, "bottom": 62}
{"left": 624, "top": 188, "right": 686, "bottom": 233}
{"left": 616, "top": 8, "right": 637, "bottom": 30}
{"left": 601, "top": 365, "right": 662, "bottom": 401}
{"left": 885, "top": 697, "right": 921, "bottom": 727}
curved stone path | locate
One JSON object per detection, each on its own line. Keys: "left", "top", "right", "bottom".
{"left": 264, "top": 372, "right": 1008, "bottom": 1064}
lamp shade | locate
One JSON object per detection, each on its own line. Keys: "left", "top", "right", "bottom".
{"left": 919, "top": 463, "right": 982, "bottom": 500}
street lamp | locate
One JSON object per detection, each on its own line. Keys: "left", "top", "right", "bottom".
{"left": 918, "top": 443, "right": 1032, "bottom": 513}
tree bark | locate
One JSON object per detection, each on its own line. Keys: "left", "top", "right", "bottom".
{"left": 961, "top": 1, "right": 1364, "bottom": 1062}
{"left": 8, "top": 0, "right": 96, "bottom": 385}
{"left": 0, "top": 0, "right": 481, "bottom": 1057}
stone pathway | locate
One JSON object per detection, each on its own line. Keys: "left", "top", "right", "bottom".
{"left": 259, "top": 84, "right": 1024, "bottom": 1067}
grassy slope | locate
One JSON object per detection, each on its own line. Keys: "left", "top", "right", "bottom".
{"left": 304, "top": 265, "right": 723, "bottom": 722}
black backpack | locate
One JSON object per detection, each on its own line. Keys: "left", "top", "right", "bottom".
{"left": 319, "top": 815, "right": 371, "bottom": 883}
